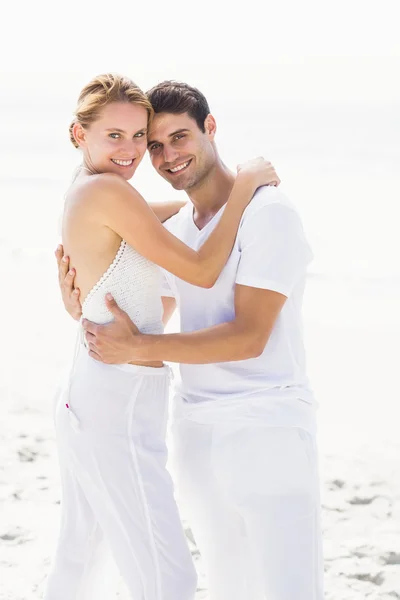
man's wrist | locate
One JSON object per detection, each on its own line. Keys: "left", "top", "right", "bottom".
{"left": 130, "top": 333, "right": 155, "bottom": 362}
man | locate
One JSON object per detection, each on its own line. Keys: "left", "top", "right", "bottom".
{"left": 58, "top": 81, "right": 323, "bottom": 600}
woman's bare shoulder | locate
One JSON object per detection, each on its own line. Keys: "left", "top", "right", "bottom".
{"left": 72, "top": 172, "right": 123, "bottom": 194}
{"left": 77, "top": 173, "right": 141, "bottom": 201}
{"left": 67, "top": 173, "right": 142, "bottom": 213}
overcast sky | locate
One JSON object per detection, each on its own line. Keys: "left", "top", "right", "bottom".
{"left": 1, "top": 0, "right": 398, "bottom": 107}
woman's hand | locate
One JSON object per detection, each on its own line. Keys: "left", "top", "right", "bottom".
{"left": 55, "top": 245, "right": 82, "bottom": 321}
{"left": 236, "top": 157, "right": 281, "bottom": 193}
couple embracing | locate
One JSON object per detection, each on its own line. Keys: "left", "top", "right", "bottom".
{"left": 45, "top": 73, "right": 323, "bottom": 600}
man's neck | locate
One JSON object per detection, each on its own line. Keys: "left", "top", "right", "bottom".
{"left": 187, "top": 160, "right": 236, "bottom": 230}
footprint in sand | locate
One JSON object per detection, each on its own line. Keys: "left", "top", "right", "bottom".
{"left": 330, "top": 479, "right": 346, "bottom": 489}
{"left": 347, "top": 571, "right": 385, "bottom": 586}
{"left": 350, "top": 545, "right": 376, "bottom": 558}
{"left": 17, "top": 446, "right": 38, "bottom": 462}
{"left": 380, "top": 552, "right": 400, "bottom": 565}
{"left": 0, "top": 527, "right": 30, "bottom": 543}
{"left": 348, "top": 495, "right": 379, "bottom": 505}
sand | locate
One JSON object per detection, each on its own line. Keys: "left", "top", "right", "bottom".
{"left": 1, "top": 249, "right": 399, "bottom": 599}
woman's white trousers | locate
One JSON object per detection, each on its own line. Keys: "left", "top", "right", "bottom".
{"left": 44, "top": 352, "right": 197, "bottom": 600}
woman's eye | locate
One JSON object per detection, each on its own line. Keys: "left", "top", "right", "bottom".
{"left": 135, "top": 132, "right": 146, "bottom": 138}
{"left": 109, "top": 133, "right": 120, "bottom": 139}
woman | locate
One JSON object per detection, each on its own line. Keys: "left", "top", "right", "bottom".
{"left": 45, "top": 73, "right": 277, "bottom": 600}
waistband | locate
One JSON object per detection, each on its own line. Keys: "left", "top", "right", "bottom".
{"left": 112, "top": 361, "right": 172, "bottom": 377}
{"left": 75, "top": 320, "right": 173, "bottom": 379}
{"left": 172, "top": 393, "right": 317, "bottom": 432}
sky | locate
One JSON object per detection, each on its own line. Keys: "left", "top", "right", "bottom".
{"left": 1, "top": 0, "right": 398, "bottom": 108}
{"left": 0, "top": 0, "right": 398, "bottom": 279}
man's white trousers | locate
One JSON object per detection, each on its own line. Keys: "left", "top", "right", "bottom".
{"left": 170, "top": 397, "right": 324, "bottom": 600}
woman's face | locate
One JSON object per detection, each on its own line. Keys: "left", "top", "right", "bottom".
{"left": 75, "top": 101, "right": 148, "bottom": 180}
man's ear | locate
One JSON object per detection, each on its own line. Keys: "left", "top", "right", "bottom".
{"left": 204, "top": 114, "right": 217, "bottom": 140}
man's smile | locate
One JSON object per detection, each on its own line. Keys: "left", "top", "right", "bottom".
{"left": 166, "top": 159, "right": 192, "bottom": 174}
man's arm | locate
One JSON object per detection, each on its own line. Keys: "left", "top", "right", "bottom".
{"left": 82, "top": 194, "right": 312, "bottom": 365}
{"left": 55, "top": 245, "right": 82, "bottom": 320}
{"left": 128, "top": 284, "right": 286, "bottom": 363}
{"left": 82, "top": 285, "right": 286, "bottom": 364}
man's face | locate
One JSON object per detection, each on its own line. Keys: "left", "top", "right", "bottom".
{"left": 147, "top": 112, "right": 217, "bottom": 191}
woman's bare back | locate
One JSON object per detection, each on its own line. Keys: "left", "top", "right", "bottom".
{"left": 62, "top": 172, "right": 165, "bottom": 368}
{"left": 62, "top": 173, "right": 124, "bottom": 305}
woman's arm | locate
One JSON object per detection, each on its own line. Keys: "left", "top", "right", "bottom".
{"left": 148, "top": 200, "right": 187, "bottom": 223}
{"left": 89, "top": 159, "right": 273, "bottom": 288}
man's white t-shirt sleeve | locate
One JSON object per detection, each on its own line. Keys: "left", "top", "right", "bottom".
{"left": 236, "top": 202, "right": 313, "bottom": 297}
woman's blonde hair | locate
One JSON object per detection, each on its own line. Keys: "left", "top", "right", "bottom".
{"left": 69, "top": 73, "right": 153, "bottom": 148}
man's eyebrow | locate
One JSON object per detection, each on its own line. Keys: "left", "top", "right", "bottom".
{"left": 147, "top": 128, "right": 190, "bottom": 147}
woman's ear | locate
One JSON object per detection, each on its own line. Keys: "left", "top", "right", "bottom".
{"left": 73, "top": 123, "right": 87, "bottom": 147}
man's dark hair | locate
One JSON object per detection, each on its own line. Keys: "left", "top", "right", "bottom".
{"left": 146, "top": 81, "right": 210, "bottom": 133}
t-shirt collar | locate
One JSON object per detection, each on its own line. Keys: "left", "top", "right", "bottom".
{"left": 189, "top": 202, "right": 227, "bottom": 233}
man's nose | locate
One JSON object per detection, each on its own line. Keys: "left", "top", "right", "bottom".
{"left": 162, "top": 146, "right": 180, "bottom": 165}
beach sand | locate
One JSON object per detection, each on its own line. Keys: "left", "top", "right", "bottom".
{"left": 1, "top": 250, "right": 399, "bottom": 599}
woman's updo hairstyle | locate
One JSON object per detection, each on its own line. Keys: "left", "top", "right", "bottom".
{"left": 69, "top": 73, "right": 153, "bottom": 149}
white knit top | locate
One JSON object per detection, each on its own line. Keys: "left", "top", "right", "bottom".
{"left": 81, "top": 239, "right": 164, "bottom": 335}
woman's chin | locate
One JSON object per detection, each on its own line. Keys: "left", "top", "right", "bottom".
{"left": 110, "top": 162, "right": 138, "bottom": 181}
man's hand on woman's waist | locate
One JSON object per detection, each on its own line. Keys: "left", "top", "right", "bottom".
{"left": 82, "top": 295, "right": 141, "bottom": 364}
{"left": 55, "top": 245, "right": 82, "bottom": 321}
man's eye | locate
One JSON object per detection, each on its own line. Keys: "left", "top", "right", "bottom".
{"left": 109, "top": 133, "right": 120, "bottom": 139}
{"left": 175, "top": 134, "right": 185, "bottom": 141}
{"left": 150, "top": 143, "right": 160, "bottom": 151}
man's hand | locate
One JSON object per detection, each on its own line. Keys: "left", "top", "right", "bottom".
{"left": 55, "top": 245, "right": 82, "bottom": 321}
{"left": 82, "top": 294, "right": 141, "bottom": 364}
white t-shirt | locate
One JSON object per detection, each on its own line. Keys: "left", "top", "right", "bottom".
{"left": 163, "top": 186, "right": 317, "bottom": 432}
